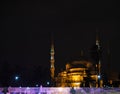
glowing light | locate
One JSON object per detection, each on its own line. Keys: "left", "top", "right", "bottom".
{"left": 47, "top": 82, "right": 50, "bottom": 85}
{"left": 51, "top": 56, "right": 53, "bottom": 59}
{"left": 98, "top": 75, "right": 100, "bottom": 79}
{"left": 58, "top": 87, "right": 63, "bottom": 92}
{"left": 26, "top": 87, "right": 30, "bottom": 89}
{"left": 36, "top": 84, "right": 39, "bottom": 87}
{"left": 3, "top": 87, "right": 120, "bottom": 93}
{"left": 15, "top": 76, "right": 19, "bottom": 80}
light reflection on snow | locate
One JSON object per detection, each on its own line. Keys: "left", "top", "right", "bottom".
{"left": 0, "top": 87, "right": 120, "bottom": 94}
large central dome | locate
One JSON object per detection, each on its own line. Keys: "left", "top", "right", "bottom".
{"left": 66, "top": 60, "right": 93, "bottom": 70}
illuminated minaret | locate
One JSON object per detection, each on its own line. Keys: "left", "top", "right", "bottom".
{"left": 96, "top": 29, "right": 102, "bottom": 87}
{"left": 50, "top": 35, "right": 55, "bottom": 80}
{"left": 96, "top": 30, "right": 101, "bottom": 76}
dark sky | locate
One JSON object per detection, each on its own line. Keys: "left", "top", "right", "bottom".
{"left": 0, "top": 0, "right": 119, "bottom": 84}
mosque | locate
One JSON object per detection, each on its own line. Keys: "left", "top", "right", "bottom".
{"left": 49, "top": 32, "right": 119, "bottom": 87}
{"left": 55, "top": 60, "right": 99, "bottom": 87}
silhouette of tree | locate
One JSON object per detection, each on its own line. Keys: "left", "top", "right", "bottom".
{"left": 84, "top": 70, "right": 92, "bottom": 87}
{"left": 118, "top": 72, "right": 120, "bottom": 80}
{"left": 32, "top": 66, "right": 51, "bottom": 86}
{"left": 103, "top": 72, "right": 108, "bottom": 85}
{"left": 32, "top": 66, "right": 44, "bottom": 85}
{"left": 0, "top": 61, "right": 11, "bottom": 86}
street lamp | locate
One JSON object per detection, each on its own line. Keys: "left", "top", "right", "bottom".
{"left": 98, "top": 75, "right": 100, "bottom": 79}
{"left": 14, "top": 75, "right": 20, "bottom": 86}
{"left": 15, "top": 76, "right": 19, "bottom": 81}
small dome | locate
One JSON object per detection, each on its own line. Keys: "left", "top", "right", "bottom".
{"left": 70, "top": 63, "right": 86, "bottom": 68}
{"left": 69, "top": 60, "right": 92, "bottom": 68}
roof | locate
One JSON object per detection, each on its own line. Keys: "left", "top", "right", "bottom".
{"left": 69, "top": 60, "right": 93, "bottom": 68}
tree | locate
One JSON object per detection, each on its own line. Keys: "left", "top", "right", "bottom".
{"left": 0, "top": 61, "right": 11, "bottom": 86}
{"left": 84, "top": 70, "right": 92, "bottom": 87}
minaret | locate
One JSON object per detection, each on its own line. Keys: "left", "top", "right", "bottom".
{"left": 50, "top": 35, "right": 55, "bottom": 81}
{"left": 107, "top": 41, "right": 111, "bottom": 80}
{"left": 96, "top": 30, "right": 101, "bottom": 76}
{"left": 95, "top": 29, "right": 102, "bottom": 87}
{"left": 80, "top": 50, "right": 84, "bottom": 57}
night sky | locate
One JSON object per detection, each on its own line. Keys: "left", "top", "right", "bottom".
{"left": 0, "top": 0, "right": 119, "bottom": 86}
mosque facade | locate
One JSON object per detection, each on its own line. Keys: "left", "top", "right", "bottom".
{"left": 55, "top": 60, "right": 99, "bottom": 87}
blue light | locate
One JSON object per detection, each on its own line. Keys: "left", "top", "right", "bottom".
{"left": 47, "top": 82, "right": 50, "bottom": 85}
{"left": 15, "top": 76, "right": 19, "bottom": 80}
{"left": 98, "top": 75, "right": 100, "bottom": 79}
{"left": 36, "top": 84, "right": 39, "bottom": 87}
